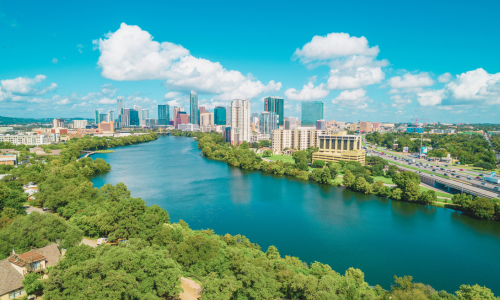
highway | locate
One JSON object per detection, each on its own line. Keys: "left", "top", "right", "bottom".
{"left": 366, "top": 149, "right": 500, "bottom": 199}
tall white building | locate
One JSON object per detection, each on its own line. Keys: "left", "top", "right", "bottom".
{"left": 230, "top": 99, "right": 251, "bottom": 145}
{"left": 226, "top": 106, "right": 231, "bottom": 126}
{"left": 73, "top": 120, "right": 88, "bottom": 129}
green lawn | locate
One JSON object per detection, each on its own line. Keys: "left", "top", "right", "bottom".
{"left": 419, "top": 186, "right": 452, "bottom": 198}
{"left": 372, "top": 176, "right": 394, "bottom": 184}
{"left": 266, "top": 155, "right": 295, "bottom": 163}
{"left": 333, "top": 177, "right": 344, "bottom": 184}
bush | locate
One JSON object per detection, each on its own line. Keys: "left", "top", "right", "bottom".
{"left": 312, "top": 160, "right": 326, "bottom": 168}
{"left": 473, "top": 161, "right": 495, "bottom": 170}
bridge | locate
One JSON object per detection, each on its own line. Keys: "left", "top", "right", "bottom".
{"left": 396, "top": 165, "right": 499, "bottom": 199}
{"left": 77, "top": 151, "right": 96, "bottom": 161}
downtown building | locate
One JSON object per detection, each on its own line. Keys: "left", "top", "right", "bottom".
{"left": 230, "top": 99, "right": 251, "bottom": 145}
{"left": 158, "top": 104, "right": 170, "bottom": 126}
{"left": 190, "top": 91, "right": 199, "bottom": 125}
{"left": 272, "top": 127, "right": 334, "bottom": 152}
{"left": 301, "top": 101, "right": 323, "bottom": 127}
{"left": 264, "top": 96, "right": 284, "bottom": 127}
{"left": 312, "top": 133, "right": 365, "bottom": 165}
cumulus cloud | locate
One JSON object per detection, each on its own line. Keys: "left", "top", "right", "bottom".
{"left": 56, "top": 98, "right": 69, "bottom": 105}
{"left": 390, "top": 94, "right": 413, "bottom": 108}
{"left": 284, "top": 82, "right": 329, "bottom": 100}
{"left": 387, "top": 72, "right": 434, "bottom": 89}
{"left": 294, "top": 32, "right": 379, "bottom": 63}
{"left": 294, "top": 32, "right": 387, "bottom": 90}
{"left": 94, "top": 23, "right": 280, "bottom": 100}
{"left": 164, "top": 91, "right": 179, "bottom": 99}
{"left": 327, "top": 67, "right": 385, "bottom": 90}
{"left": 51, "top": 58, "right": 58, "bottom": 64}
{"left": 101, "top": 83, "right": 118, "bottom": 97}
{"left": 438, "top": 72, "right": 452, "bottom": 83}
{"left": 446, "top": 68, "right": 500, "bottom": 103}
{"left": 0, "top": 75, "right": 57, "bottom": 96}
{"left": 332, "top": 88, "right": 370, "bottom": 108}
{"left": 417, "top": 89, "right": 446, "bottom": 106}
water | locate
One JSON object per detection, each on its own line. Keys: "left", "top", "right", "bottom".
{"left": 91, "top": 136, "right": 500, "bottom": 294}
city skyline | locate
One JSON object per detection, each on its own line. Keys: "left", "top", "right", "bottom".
{"left": 1, "top": 0, "right": 500, "bottom": 123}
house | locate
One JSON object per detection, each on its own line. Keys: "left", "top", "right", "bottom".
{"left": 0, "top": 244, "right": 61, "bottom": 300}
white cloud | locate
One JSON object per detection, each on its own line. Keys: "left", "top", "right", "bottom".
{"left": 0, "top": 75, "right": 57, "bottom": 96}
{"left": 164, "top": 91, "right": 179, "bottom": 99}
{"left": 387, "top": 72, "right": 434, "bottom": 89}
{"left": 446, "top": 68, "right": 500, "bottom": 102}
{"left": 51, "top": 58, "right": 58, "bottom": 64}
{"left": 332, "top": 88, "right": 370, "bottom": 108}
{"left": 284, "top": 82, "right": 329, "bottom": 100}
{"left": 390, "top": 94, "right": 413, "bottom": 108}
{"left": 327, "top": 67, "right": 384, "bottom": 90}
{"left": 438, "top": 72, "right": 452, "bottom": 83}
{"left": 56, "top": 98, "right": 69, "bottom": 105}
{"left": 416, "top": 89, "right": 446, "bottom": 106}
{"left": 94, "top": 23, "right": 280, "bottom": 100}
{"left": 97, "top": 98, "right": 115, "bottom": 104}
{"left": 294, "top": 32, "right": 379, "bottom": 63}
{"left": 101, "top": 83, "right": 118, "bottom": 97}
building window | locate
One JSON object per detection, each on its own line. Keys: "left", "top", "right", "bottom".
{"left": 32, "top": 260, "right": 41, "bottom": 270}
{"left": 9, "top": 288, "right": 25, "bottom": 299}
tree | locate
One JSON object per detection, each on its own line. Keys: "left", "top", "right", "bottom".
{"left": 467, "top": 197, "right": 495, "bottom": 220}
{"left": 312, "top": 160, "right": 325, "bottom": 168}
{"left": 203, "top": 146, "right": 212, "bottom": 157}
{"left": 263, "top": 150, "right": 273, "bottom": 157}
{"left": 23, "top": 272, "right": 43, "bottom": 295}
{"left": 343, "top": 170, "right": 356, "bottom": 188}
{"left": 392, "top": 188, "right": 403, "bottom": 201}
{"left": 240, "top": 141, "right": 250, "bottom": 150}
{"left": 456, "top": 284, "right": 499, "bottom": 300}
{"left": 202, "top": 273, "right": 242, "bottom": 300}
{"left": 266, "top": 245, "right": 281, "bottom": 260}
{"left": 404, "top": 182, "right": 421, "bottom": 202}
{"left": 418, "top": 190, "right": 437, "bottom": 205}
{"left": 473, "top": 161, "right": 495, "bottom": 170}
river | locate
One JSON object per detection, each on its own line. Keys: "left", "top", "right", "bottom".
{"left": 91, "top": 136, "right": 500, "bottom": 293}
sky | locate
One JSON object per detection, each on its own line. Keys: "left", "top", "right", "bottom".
{"left": 1, "top": 0, "right": 500, "bottom": 123}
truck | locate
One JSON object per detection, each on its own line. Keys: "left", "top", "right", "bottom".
{"left": 485, "top": 176, "right": 500, "bottom": 184}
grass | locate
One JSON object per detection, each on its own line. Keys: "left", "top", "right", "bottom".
{"left": 333, "top": 177, "right": 344, "bottom": 184}
{"left": 419, "top": 186, "right": 452, "bottom": 198}
{"left": 372, "top": 176, "right": 394, "bottom": 184}
{"left": 266, "top": 155, "right": 295, "bottom": 163}
{"left": 95, "top": 150, "right": 115, "bottom": 153}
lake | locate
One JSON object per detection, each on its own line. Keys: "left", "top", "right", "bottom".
{"left": 92, "top": 136, "right": 500, "bottom": 293}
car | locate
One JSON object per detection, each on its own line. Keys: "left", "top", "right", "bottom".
{"left": 431, "top": 174, "right": 435, "bottom": 176}
{"left": 460, "top": 169, "right": 464, "bottom": 171}
{"left": 480, "top": 174, "right": 484, "bottom": 176}
{"left": 42, "top": 207, "right": 49, "bottom": 211}
{"left": 445, "top": 164, "right": 449, "bottom": 167}
{"left": 481, "top": 182, "right": 486, "bottom": 185}
{"left": 467, "top": 176, "right": 472, "bottom": 180}
{"left": 494, "top": 187, "right": 499, "bottom": 191}
{"left": 456, "top": 175, "right": 461, "bottom": 178}
{"left": 433, "top": 169, "right": 436, "bottom": 171}
{"left": 452, "top": 170, "right": 456, "bottom": 173}
{"left": 476, "top": 176, "right": 481, "bottom": 179}
{"left": 447, "top": 170, "right": 451, "bottom": 173}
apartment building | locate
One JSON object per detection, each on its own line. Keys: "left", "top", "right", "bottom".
{"left": 272, "top": 127, "right": 347, "bottom": 152}
{"left": 312, "top": 133, "right": 365, "bottom": 164}
{"left": 0, "top": 134, "right": 49, "bottom": 145}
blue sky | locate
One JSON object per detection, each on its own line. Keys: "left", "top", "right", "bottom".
{"left": 1, "top": 0, "right": 499, "bottom": 123}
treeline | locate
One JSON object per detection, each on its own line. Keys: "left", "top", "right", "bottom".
{"left": 365, "top": 132, "right": 496, "bottom": 165}
{"left": 0, "top": 132, "right": 499, "bottom": 299}
{"left": 491, "top": 135, "right": 500, "bottom": 153}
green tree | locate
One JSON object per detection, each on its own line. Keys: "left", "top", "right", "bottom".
{"left": 22, "top": 272, "right": 43, "bottom": 295}
{"left": 312, "top": 160, "right": 325, "bottom": 168}
{"left": 343, "top": 170, "right": 356, "bottom": 188}
{"left": 263, "top": 150, "right": 273, "bottom": 157}
{"left": 418, "top": 190, "right": 437, "bottom": 205}
{"left": 456, "top": 284, "right": 499, "bottom": 300}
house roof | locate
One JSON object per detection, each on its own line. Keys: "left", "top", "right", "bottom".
{"left": 8, "top": 252, "right": 45, "bottom": 267}
{"left": 0, "top": 259, "right": 24, "bottom": 296}
{"left": 0, "top": 244, "right": 61, "bottom": 295}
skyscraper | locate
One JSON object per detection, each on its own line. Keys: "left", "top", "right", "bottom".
{"left": 226, "top": 106, "right": 231, "bottom": 126}
{"left": 214, "top": 106, "right": 227, "bottom": 125}
{"left": 121, "top": 108, "right": 130, "bottom": 127}
{"left": 301, "top": 101, "right": 323, "bottom": 127}
{"left": 230, "top": 99, "right": 251, "bottom": 144}
{"left": 264, "top": 96, "right": 284, "bottom": 126}
{"left": 190, "top": 91, "right": 198, "bottom": 125}
{"left": 316, "top": 119, "right": 327, "bottom": 130}
{"left": 259, "top": 111, "right": 277, "bottom": 135}
{"left": 107, "top": 110, "right": 114, "bottom": 124}
{"left": 94, "top": 110, "right": 100, "bottom": 124}
{"left": 133, "top": 105, "right": 143, "bottom": 126}
{"left": 117, "top": 97, "right": 124, "bottom": 115}
{"left": 142, "top": 110, "right": 149, "bottom": 120}
{"left": 130, "top": 109, "right": 140, "bottom": 126}
{"left": 173, "top": 106, "right": 184, "bottom": 126}
{"left": 158, "top": 104, "right": 169, "bottom": 126}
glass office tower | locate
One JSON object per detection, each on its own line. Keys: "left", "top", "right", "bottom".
{"left": 259, "top": 111, "right": 277, "bottom": 135}
{"left": 158, "top": 104, "right": 169, "bottom": 126}
{"left": 190, "top": 91, "right": 198, "bottom": 125}
{"left": 301, "top": 101, "right": 323, "bottom": 126}
{"left": 264, "top": 96, "right": 284, "bottom": 126}
{"left": 130, "top": 109, "right": 140, "bottom": 126}
{"left": 214, "top": 106, "right": 227, "bottom": 125}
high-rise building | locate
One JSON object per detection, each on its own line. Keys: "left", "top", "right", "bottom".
{"left": 226, "top": 106, "right": 231, "bottom": 126}
{"left": 223, "top": 126, "right": 231, "bottom": 143}
{"left": 133, "top": 105, "right": 143, "bottom": 126}
{"left": 214, "top": 106, "right": 227, "bottom": 125}
{"left": 264, "top": 96, "right": 284, "bottom": 126}
{"left": 190, "top": 91, "right": 199, "bottom": 125}
{"left": 99, "top": 113, "right": 108, "bottom": 123}
{"left": 107, "top": 110, "right": 114, "bottom": 124}
{"left": 349, "top": 123, "right": 358, "bottom": 132}
{"left": 121, "top": 108, "right": 130, "bottom": 127}
{"left": 73, "top": 120, "right": 88, "bottom": 129}
{"left": 285, "top": 117, "right": 299, "bottom": 130}
{"left": 142, "top": 110, "right": 149, "bottom": 120}
{"left": 176, "top": 111, "right": 190, "bottom": 126}
{"left": 259, "top": 111, "right": 277, "bottom": 135}
{"left": 360, "top": 121, "right": 372, "bottom": 133}
{"left": 98, "top": 121, "right": 115, "bottom": 133}
{"left": 230, "top": 99, "right": 251, "bottom": 144}
{"left": 301, "top": 101, "right": 323, "bottom": 126}
{"left": 52, "top": 119, "right": 65, "bottom": 128}
{"left": 272, "top": 127, "right": 339, "bottom": 152}
{"left": 200, "top": 112, "right": 214, "bottom": 126}
{"left": 94, "top": 110, "right": 100, "bottom": 124}
{"left": 316, "top": 119, "right": 327, "bottom": 130}
{"left": 372, "top": 122, "right": 381, "bottom": 131}
{"left": 158, "top": 104, "right": 169, "bottom": 126}
{"left": 117, "top": 97, "right": 124, "bottom": 115}
{"left": 130, "top": 109, "right": 140, "bottom": 126}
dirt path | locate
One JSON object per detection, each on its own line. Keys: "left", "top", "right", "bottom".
{"left": 179, "top": 277, "right": 201, "bottom": 300}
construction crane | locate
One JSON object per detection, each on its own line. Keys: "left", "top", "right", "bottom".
{"left": 411, "top": 118, "right": 430, "bottom": 126}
